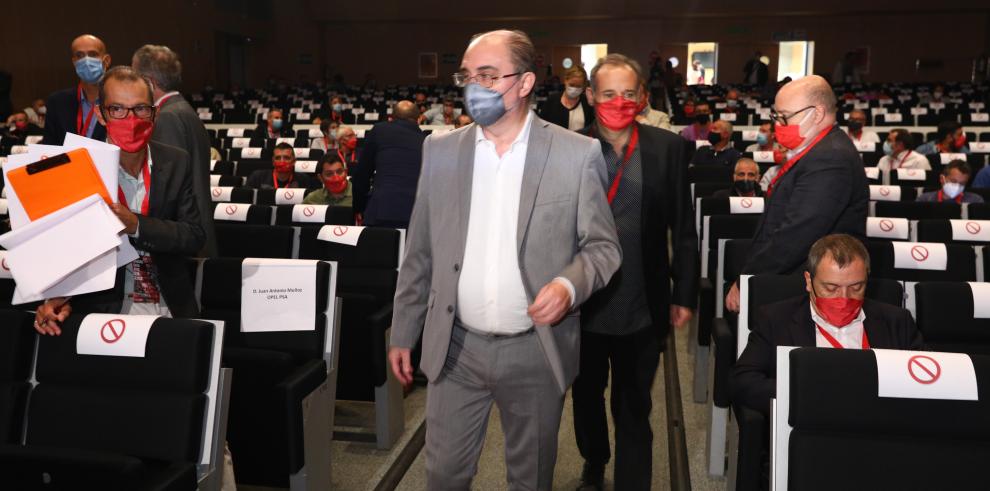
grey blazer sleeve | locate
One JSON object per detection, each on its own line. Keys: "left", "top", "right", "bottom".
{"left": 389, "top": 136, "right": 433, "bottom": 349}
{"left": 556, "top": 138, "right": 622, "bottom": 307}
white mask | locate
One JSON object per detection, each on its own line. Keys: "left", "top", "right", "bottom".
{"left": 564, "top": 86, "right": 583, "bottom": 99}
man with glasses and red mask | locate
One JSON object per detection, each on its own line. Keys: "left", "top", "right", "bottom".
{"left": 245, "top": 142, "right": 318, "bottom": 190}
{"left": 387, "top": 29, "right": 620, "bottom": 490}
{"left": 725, "top": 75, "right": 868, "bottom": 313}
{"left": 33, "top": 66, "right": 206, "bottom": 330}
{"left": 573, "top": 53, "right": 697, "bottom": 491}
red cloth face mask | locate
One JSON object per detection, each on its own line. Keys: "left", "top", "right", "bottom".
{"left": 273, "top": 160, "right": 294, "bottom": 173}
{"left": 343, "top": 138, "right": 357, "bottom": 151}
{"left": 14, "top": 121, "right": 28, "bottom": 131}
{"left": 775, "top": 121, "right": 805, "bottom": 150}
{"left": 595, "top": 96, "right": 638, "bottom": 131}
{"left": 326, "top": 175, "right": 347, "bottom": 194}
{"left": 954, "top": 134, "right": 967, "bottom": 150}
{"left": 106, "top": 114, "right": 154, "bottom": 153}
{"left": 813, "top": 292, "right": 863, "bottom": 327}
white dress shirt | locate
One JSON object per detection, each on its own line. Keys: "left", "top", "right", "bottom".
{"left": 847, "top": 130, "right": 880, "bottom": 145}
{"left": 810, "top": 301, "right": 867, "bottom": 349}
{"left": 567, "top": 104, "right": 585, "bottom": 131}
{"left": 877, "top": 150, "right": 931, "bottom": 172}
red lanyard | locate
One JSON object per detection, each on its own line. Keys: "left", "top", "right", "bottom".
{"left": 117, "top": 151, "right": 151, "bottom": 215}
{"left": 606, "top": 125, "right": 640, "bottom": 205}
{"left": 337, "top": 149, "right": 355, "bottom": 166}
{"left": 892, "top": 150, "right": 913, "bottom": 169}
{"left": 767, "top": 126, "right": 833, "bottom": 197}
{"left": 816, "top": 324, "right": 870, "bottom": 349}
{"left": 76, "top": 83, "right": 97, "bottom": 136}
{"left": 937, "top": 190, "right": 963, "bottom": 204}
{"left": 272, "top": 171, "right": 294, "bottom": 189}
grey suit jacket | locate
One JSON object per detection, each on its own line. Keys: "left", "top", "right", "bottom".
{"left": 152, "top": 95, "right": 218, "bottom": 257}
{"left": 390, "top": 114, "right": 622, "bottom": 394}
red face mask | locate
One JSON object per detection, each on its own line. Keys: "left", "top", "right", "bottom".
{"left": 954, "top": 134, "right": 967, "bottom": 150}
{"left": 343, "top": 138, "right": 357, "bottom": 151}
{"left": 14, "top": 121, "right": 28, "bottom": 131}
{"left": 273, "top": 160, "right": 294, "bottom": 173}
{"left": 813, "top": 292, "right": 864, "bottom": 327}
{"left": 595, "top": 96, "right": 638, "bottom": 131}
{"left": 326, "top": 174, "right": 347, "bottom": 194}
{"left": 106, "top": 114, "right": 154, "bottom": 153}
{"left": 774, "top": 121, "right": 805, "bottom": 150}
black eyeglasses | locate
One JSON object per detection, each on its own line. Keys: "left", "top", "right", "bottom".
{"left": 769, "top": 105, "right": 814, "bottom": 126}
{"left": 452, "top": 72, "right": 521, "bottom": 89}
{"left": 103, "top": 104, "right": 156, "bottom": 120}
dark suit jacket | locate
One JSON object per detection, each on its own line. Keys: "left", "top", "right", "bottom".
{"left": 580, "top": 123, "right": 700, "bottom": 342}
{"left": 71, "top": 141, "right": 206, "bottom": 318}
{"left": 730, "top": 295, "right": 924, "bottom": 416}
{"left": 539, "top": 92, "right": 594, "bottom": 130}
{"left": 41, "top": 87, "right": 106, "bottom": 145}
{"left": 152, "top": 95, "right": 218, "bottom": 257}
{"left": 351, "top": 119, "right": 426, "bottom": 226}
{"left": 742, "top": 125, "right": 868, "bottom": 276}
{"left": 253, "top": 122, "right": 294, "bottom": 139}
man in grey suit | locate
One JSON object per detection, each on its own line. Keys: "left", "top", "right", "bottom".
{"left": 133, "top": 44, "right": 217, "bottom": 257}
{"left": 388, "top": 30, "right": 621, "bottom": 490}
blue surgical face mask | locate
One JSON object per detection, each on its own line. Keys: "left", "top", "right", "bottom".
{"left": 464, "top": 78, "right": 520, "bottom": 127}
{"left": 756, "top": 132, "right": 769, "bottom": 146}
{"left": 883, "top": 141, "right": 893, "bottom": 156}
{"left": 332, "top": 103, "right": 343, "bottom": 112}
{"left": 943, "top": 182, "right": 964, "bottom": 199}
{"left": 74, "top": 56, "right": 105, "bottom": 84}
{"left": 272, "top": 118, "right": 284, "bottom": 130}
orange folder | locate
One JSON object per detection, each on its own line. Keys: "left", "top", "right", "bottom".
{"left": 6, "top": 148, "right": 112, "bottom": 222}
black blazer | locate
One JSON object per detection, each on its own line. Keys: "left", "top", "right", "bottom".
{"left": 254, "top": 121, "right": 294, "bottom": 139}
{"left": 580, "top": 123, "right": 699, "bottom": 342}
{"left": 351, "top": 119, "right": 426, "bottom": 225}
{"left": 539, "top": 92, "right": 594, "bottom": 130}
{"left": 152, "top": 95, "right": 218, "bottom": 257}
{"left": 730, "top": 295, "right": 924, "bottom": 416}
{"left": 742, "top": 125, "right": 868, "bottom": 276}
{"left": 71, "top": 141, "right": 206, "bottom": 318}
{"left": 41, "top": 87, "right": 106, "bottom": 145}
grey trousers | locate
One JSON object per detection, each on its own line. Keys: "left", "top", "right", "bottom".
{"left": 425, "top": 324, "right": 565, "bottom": 491}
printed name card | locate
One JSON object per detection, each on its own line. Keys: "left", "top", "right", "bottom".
{"left": 227, "top": 128, "right": 245, "bottom": 137}
{"left": 929, "top": 102, "right": 946, "bottom": 110}
{"left": 869, "top": 185, "right": 901, "bottom": 201}
{"left": 275, "top": 188, "right": 306, "bottom": 205}
{"left": 317, "top": 225, "right": 366, "bottom": 246}
{"left": 972, "top": 113, "right": 989, "bottom": 123}
{"left": 884, "top": 113, "right": 903, "bottom": 122}
{"left": 970, "top": 102, "right": 986, "bottom": 110}
{"left": 729, "top": 196, "right": 764, "bottom": 214}
{"left": 720, "top": 113, "right": 737, "bottom": 122}
{"left": 351, "top": 107, "right": 365, "bottom": 115}
{"left": 292, "top": 204, "right": 329, "bottom": 223}
{"left": 866, "top": 217, "right": 909, "bottom": 239}
{"left": 77, "top": 314, "right": 160, "bottom": 358}
{"left": 971, "top": 142, "right": 990, "bottom": 153}
{"left": 853, "top": 102, "right": 869, "bottom": 109}
{"left": 875, "top": 349, "right": 977, "bottom": 401}
{"left": 940, "top": 153, "right": 967, "bottom": 164}
{"left": 240, "top": 258, "right": 319, "bottom": 332}
{"left": 892, "top": 241, "right": 948, "bottom": 271}
{"left": 854, "top": 141, "right": 876, "bottom": 152}
{"left": 752, "top": 150, "right": 776, "bottom": 163}
{"left": 949, "top": 220, "right": 990, "bottom": 242}
{"left": 295, "top": 160, "right": 317, "bottom": 173}
{"left": 293, "top": 148, "right": 311, "bottom": 159}
{"left": 365, "top": 112, "right": 380, "bottom": 121}
{"left": 210, "top": 186, "right": 234, "bottom": 202}
{"left": 968, "top": 282, "right": 990, "bottom": 318}
{"left": 864, "top": 167, "right": 880, "bottom": 180}
{"left": 742, "top": 130, "right": 759, "bottom": 141}
{"left": 213, "top": 203, "right": 250, "bottom": 222}
{"left": 895, "top": 168, "right": 925, "bottom": 181}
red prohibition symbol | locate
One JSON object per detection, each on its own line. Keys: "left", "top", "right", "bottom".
{"left": 879, "top": 219, "right": 894, "bottom": 232}
{"left": 907, "top": 355, "right": 941, "bottom": 384}
{"left": 910, "top": 245, "right": 929, "bottom": 262}
{"left": 101, "top": 319, "right": 126, "bottom": 344}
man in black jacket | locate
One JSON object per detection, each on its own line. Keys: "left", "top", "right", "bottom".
{"left": 726, "top": 75, "right": 868, "bottom": 312}
{"left": 730, "top": 234, "right": 924, "bottom": 416}
{"left": 33, "top": 66, "right": 205, "bottom": 331}
{"left": 351, "top": 100, "right": 426, "bottom": 227}
{"left": 573, "top": 53, "right": 698, "bottom": 491}
{"left": 42, "top": 34, "right": 111, "bottom": 145}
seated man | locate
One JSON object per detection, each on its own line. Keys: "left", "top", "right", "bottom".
{"left": 2, "top": 111, "right": 44, "bottom": 144}
{"left": 256, "top": 108, "right": 293, "bottom": 139}
{"left": 419, "top": 98, "right": 459, "bottom": 125}
{"left": 245, "top": 142, "right": 318, "bottom": 190}
{"left": 721, "top": 88, "right": 741, "bottom": 113}
{"left": 690, "top": 119, "right": 740, "bottom": 167}
{"left": 917, "top": 159, "right": 984, "bottom": 204}
{"left": 916, "top": 120, "right": 970, "bottom": 155}
{"left": 454, "top": 113, "right": 473, "bottom": 129}
{"left": 845, "top": 109, "right": 879, "bottom": 145}
{"left": 679, "top": 102, "right": 711, "bottom": 141}
{"left": 303, "top": 155, "right": 352, "bottom": 206}
{"left": 877, "top": 128, "right": 930, "bottom": 171}
{"left": 730, "top": 233, "right": 924, "bottom": 417}
{"left": 714, "top": 158, "right": 763, "bottom": 199}
{"left": 744, "top": 122, "right": 783, "bottom": 158}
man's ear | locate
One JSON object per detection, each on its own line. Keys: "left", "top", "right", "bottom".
{"left": 94, "top": 105, "right": 107, "bottom": 126}
{"left": 103, "top": 54, "right": 112, "bottom": 70}
{"left": 518, "top": 72, "right": 536, "bottom": 100}
{"left": 585, "top": 87, "right": 595, "bottom": 106}
{"left": 804, "top": 271, "right": 813, "bottom": 295}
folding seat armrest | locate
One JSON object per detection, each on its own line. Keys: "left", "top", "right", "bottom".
{"left": 276, "top": 359, "right": 328, "bottom": 474}
{"left": 711, "top": 317, "right": 736, "bottom": 408}
{"left": 698, "top": 278, "right": 715, "bottom": 347}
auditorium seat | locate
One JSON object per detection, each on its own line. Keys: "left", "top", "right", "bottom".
{"left": 210, "top": 186, "right": 255, "bottom": 204}
{"left": 692, "top": 182, "right": 731, "bottom": 200}
{"left": 874, "top": 200, "right": 961, "bottom": 220}
{"left": 255, "top": 188, "right": 314, "bottom": 207}
{"left": 215, "top": 224, "right": 296, "bottom": 258}
{"left": 915, "top": 282, "right": 990, "bottom": 355}
{"left": 688, "top": 165, "right": 733, "bottom": 183}
{"left": 234, "top": 160, "right": 274, "bottom": 178}
{"left": 915, "top": 219, "right": 990, "bottom": 245}
{"left": 211, "top": 160, "right": 235, "bottom": 175}
{"left": 274, "top": 204, "right": 354, "bottom": 227}
{"left": 865, "top": 240, "right": 976, "bottom": 282}
{"left": 211, "top": 202, "right": 273, "bottom": 225}
{"left": 0, "top": 310, "right": 35, "bottom": 444}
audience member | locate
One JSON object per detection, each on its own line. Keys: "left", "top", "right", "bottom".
{"left": 690, "top": 119, "right": 740, "bottom": 166}
{"left": 41, "top": 34, "right": 110, "bottom": 145}
{"left": 917, "top": 160, "right": 984, "bottom": 204}
{"left": 539, "top": 65, "right": 594, "bottom": 131}
{"left": 680, "top": 102, "right": 711, "bottom": 141}
{"left": 916, "top": 120, "right": 970, "bottom": 155}
{"left": 24, "top": 99, "right": 46, "bottom": 128}
{"left": 744, "top": 122, "right": 785, "bottom": 163}
{"left": 454, "top": 113, "right": 473, "bottom": 128}
{"left": 636, "top": 84, "right": 672, "bottom": 131}
{"left": 743, "top": 51, "right": 769, "bottom": 86}
{"left": 133, "top": 44, "right": 217, "bottom": 258}
{"left": 844, "top": 109, "right": 879, "bottom": 145}
{"left": 302, "top": 154, "right": 352, "bottom": 206}
{"left": 335, "top": 126, "right": 360, "bottom": 167}
{"left": 722, "top": 89, "right": 741, "bottom": 113}
{"left": 714, "top": 158, "right": 764, "bottom": 199}
{"left": 256, "top": 108, "right": 293, "bottom": 139}
{"left": 351, "top": 100, "right": 426, "bottom": 228}
{"left": 419, "top": 98, "right": 459, "bottom": 125}
{"left": 731, "top": 234, "right": 924, "bottom": 417}
{"left": 877, "top": 128, "right": 930, "bottom": 171}
{"left": 311, "top": 118, "right": 339, "bottom": 152}
{"left": 2, "top": 111, "right": 43, "bottom": 144}
{"left": 245, "top": 142, "right": 317, "bottom": 189}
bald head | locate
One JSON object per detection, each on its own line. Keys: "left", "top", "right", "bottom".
{"left": 393, "top": 100, "right": 419, "bottom": 122}
{"left": 71, "top": 34, "right": 107, "bottom": 55}
{"left": 70, "top": 34, "right": 111, "bottom": 84}
{"left": 776, "top": 75, "right": 836, "bottom": 115}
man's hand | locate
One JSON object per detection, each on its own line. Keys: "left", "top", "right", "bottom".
{"left": 34, "top": 297, "right": 72, "bottom": 336}
{"left": 528, "top": 281, "right": 571, "bottom": 326}
{"left": 388, "top": 347, "right": 413, "bottom": 389}
{"left": 670, "top": 305, "right": 694, "bottom": 329}
{"left": 725, "top": 282, "right": 741, "bottom": 313}
{"left": 109, "top": 203, "right": 139, "bottom": 235}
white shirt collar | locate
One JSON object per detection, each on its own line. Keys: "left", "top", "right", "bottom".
{"left": 475, "top": 110, "right": 535, "bottom": 150}
{"left": 154, "top": 91, "right": 181, "bottom": 106}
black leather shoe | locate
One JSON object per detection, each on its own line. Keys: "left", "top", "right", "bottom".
{"left": 576, "top": 461, "right": 604, "bottom": 491}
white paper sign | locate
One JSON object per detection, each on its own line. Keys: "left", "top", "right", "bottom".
{"left": 940, "top": 153, "right": 967, "bottom": 164}
{"left": 950, "top": 220, "right": 990, "bottom": 242}
{"left": 864, "top": 167, "right": 880, "bottom": 180}
{"left": 910, "top": 107, "right": 929, "bottom": 115}
{"left": 969, "top": 282, "right": 990, "bottom": 318}
{"left": 240, "top": 258, "right": 319, "bottom": 332}
{"left": 729, "top": 196, "right": 765, "bottom": 214}
{"left": 0, "top": 251, "right": 12, "bottom": 279}
{"left": 210, "top": 186, "right": 234, "bottom": 202}
{"left": 971, "top": 113, "right": 989, "bottom": 123}
{"left": 317, "top": 225, "right": 365, "bottom": 246}
{"left": 275, "top": 188, "right": 306, "bottom": 205}
{"left": 742, "top": 130, "right": 759, "bottom": 141}
{"left": 295, "top": 160, "right": 317, "bottom": 173}
{"left": 869, "top": 185, "right": 901, "bottom": 201}
{"left": 210, "top": 174, "right": 221, "bottom": 187}
{"left": 226, "top": 128, "right": 245, "bottom": 137}
{"left": 10, "top": 146, "right": 27, "bottom": 155}
{"left": 720, "top": 113, "right": 737, "bottom": 122}
{"left": 895, "top": 168, "right": 926, "bottom": 181}
{"left": 752, "top": 150, "right": 776, "bottom": 163}
{"left": 884, "top": 113, "right": 903, "bottom": 122}
{"left": 892, "top": 241, "right": 948, "bottom": 271}
{"left": 198, "top": 112, "right": 213, "bottom": 120}
{"left": 866, "top": 217, "right": 909, "bottom": 239}
{"left": 77, "top": 314, "right": 159, "bottom": 358}
{"left": 231, "top": 137, "right": 251, "bottom": 149}
{"left": 213, "top": 203, "right": 250, "bottom": 222}
{"left": 875, "top": 349, "right": 978, "bottom": 401}
{"left": 970, "top": 103, "right": 986, "bottom": 110}
{"left": 291, "top": 204, "right": 328, "bottom": 223}
{"left": 241, "top": 147, "right": 262, "bottom": 159}
{"left": 364, "top": 112, "right": 380, "bottom": 121}
{"left": 970, "top": 142, "right": 990, "bottom": 153}
{"left": 276, "top": 137, "right": 296, "bottom": 146}
{"left": 293, "top": 148, "right": 311, "bottom": 159}
{"left": 854, "top": 141, "right": 876, "bottom": 152}
{"left": 695, "top": 140, "right": 711, "bottom": 149}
